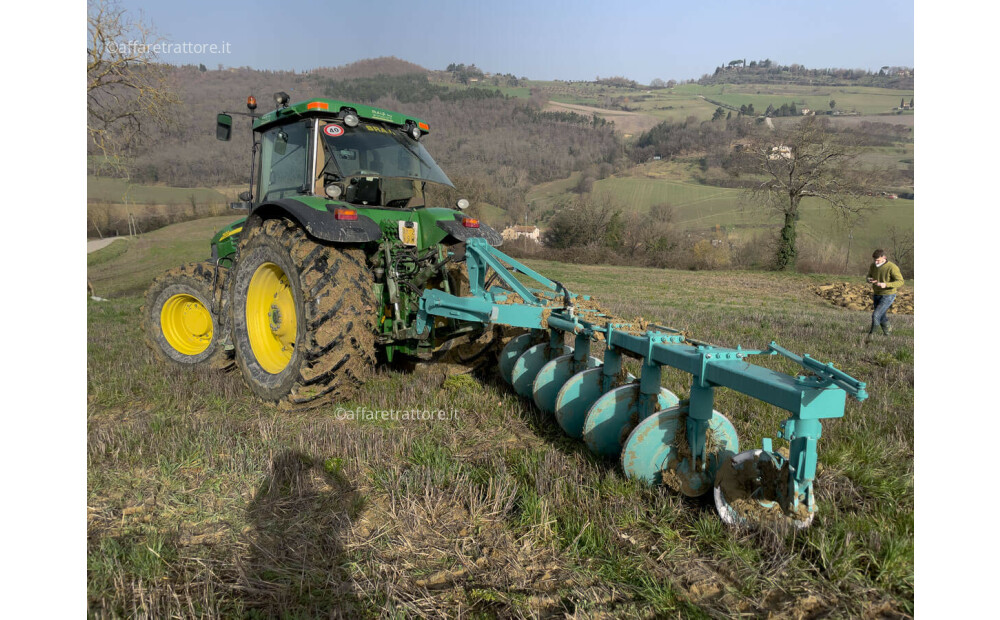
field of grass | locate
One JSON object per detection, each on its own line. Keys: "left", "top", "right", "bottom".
{"left": 526, "top": 160, "right": 914, "bottom": 265}
{"left": 674, "top": 84, "right": 914, "bottom": 116}
{"left": 88, "top": 216, "right": 239, "bottom": 298}
{"left": 87, "top": 217, "right": 913, "bottom": 617}
{"left": 513, "top": 81, "right": 916, "bottom": 126}
{"left": 88, "top": 176, "right": 229, "bottom": 205}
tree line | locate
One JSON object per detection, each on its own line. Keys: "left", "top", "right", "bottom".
{"left": 700, "top": 60, "right": 914, "bottom": 89}
{"left": 95, "top": 61, "right": 622, "bottom": 229}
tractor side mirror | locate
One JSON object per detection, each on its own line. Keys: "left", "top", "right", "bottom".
{"left": 230, "top": 191, "right": 253, "bottom": 209}
{"left": 216, "top": 114, "right": 233, "bottom": 141}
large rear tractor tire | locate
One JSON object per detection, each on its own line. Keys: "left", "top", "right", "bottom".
{"left": 230, "top": 218, "right": 377, "bottom": 407}
{"left": 143, "top": 261, "right": 230, "bottom": 368}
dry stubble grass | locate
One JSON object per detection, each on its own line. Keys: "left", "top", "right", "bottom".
{"left": 88, "top": 235, "right": 913, "bottom": 618}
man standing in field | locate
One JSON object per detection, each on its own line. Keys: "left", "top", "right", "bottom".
{"left": 865, "top": 249, "right": 904, "bottom": 341}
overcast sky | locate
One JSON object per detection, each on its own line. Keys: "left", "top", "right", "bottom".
{"left": 120, "top": 0, "right": 914, "bottom": 84}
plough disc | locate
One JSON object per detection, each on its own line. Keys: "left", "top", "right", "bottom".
{"left": 531, "top": 354, "right": 602, "bottom": 415}
{"left": 713, "top": 449, "right": 815, "bottom": 529}
{"left": 582, "top": 384, "right": 679, "bottom": 457}
{"left": 554, "top": 367, "right": 636, "bottom": 439}
{"left": 511, "top": 343, "right": 573, "bottom": 397}
{"left": 498, "top": 333, "right": 537, "bottom": 384}
{"left": 621, "top": 405, "right": 738, "bottom": 496}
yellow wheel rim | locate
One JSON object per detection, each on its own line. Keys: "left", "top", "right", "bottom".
{"left": 160, "top": 294, "right": 213, "bottom": 356}
{"left": 246, "top": 262, "right": 298, "bottom": 374}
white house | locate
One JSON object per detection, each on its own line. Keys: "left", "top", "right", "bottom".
{"left": 502, "top": 225, "right": 541, "bottom": 243}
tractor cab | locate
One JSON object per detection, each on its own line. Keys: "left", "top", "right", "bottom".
{"left": 219, "top": 94, "right": 451, "bottom": 209}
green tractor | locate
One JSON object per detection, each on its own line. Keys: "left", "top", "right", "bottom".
{"left": 144, "top": 92, "right": 869, "bottom": 528}
{"left": 144, "top": 92, "right": 504, "bottom": 407}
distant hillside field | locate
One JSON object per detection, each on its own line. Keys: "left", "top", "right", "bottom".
{"left": 88, "top": 176, "right": 228, "bottom": 205}
{"left": 520, "top": 80, "right": 913, "bottom": 128}
{"left": 527, "top": 158, "right": 913, "bottom": 273}
{"left": 681, "top": 84, "right": 913, "bottom": 116}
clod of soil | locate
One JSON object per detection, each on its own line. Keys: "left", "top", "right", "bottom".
{"left": 812, "top": 282, "right": 913, "bottom": 314}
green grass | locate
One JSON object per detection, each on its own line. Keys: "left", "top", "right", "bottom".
{"left": 88, "top": 176, "right": 229, "bottom": 205}
{"left": 88, "top": 216, "right": 912, "bottom": 617}
{"left": 87, "top": 239, "right": 130, "bottom": 267}
{"left": 677, "top": 83, "right": 914, "bottom": 116}
{"left": 87, "top": 215, "right": 238, "bottom": 298}
{"left": 592, "top": 174, "right": 912, "bottom": 248}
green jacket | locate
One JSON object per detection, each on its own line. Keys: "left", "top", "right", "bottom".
{"left": 867, "top": 261, "right": 904, "bottom": 296}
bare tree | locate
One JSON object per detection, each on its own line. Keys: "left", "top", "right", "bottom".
{"left": 87, "top": 0, "right": 178, "bottom": 176}
{"left": 741, "top": 117, "right": 877, "bottom": 270}
{"left": 886, "top": 225, "right": 914, "bottom": 277}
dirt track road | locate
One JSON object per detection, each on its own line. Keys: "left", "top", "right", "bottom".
{"left": 88, "top": 237, "right": 121, "bottom": 254}
{"left": 544, "top": 101, "right": 662, "bottom": 135}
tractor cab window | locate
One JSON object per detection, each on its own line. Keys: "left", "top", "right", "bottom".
{"left": 316, "top": 121, "right": 452, "bottom": 207}
{"left": 258, "top": 121, "right": 310, "bottom": 201}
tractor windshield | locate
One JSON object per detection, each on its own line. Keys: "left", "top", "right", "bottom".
{"left": 318, "top": 121, "right": 453, "bottom": 188}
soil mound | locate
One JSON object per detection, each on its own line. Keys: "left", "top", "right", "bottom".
{"left": 812, "top": 282, "right": 913, "bottom": 314}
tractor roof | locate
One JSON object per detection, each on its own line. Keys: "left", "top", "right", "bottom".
{"left": 253, "top": 98, "right": 430, "bottom": 135}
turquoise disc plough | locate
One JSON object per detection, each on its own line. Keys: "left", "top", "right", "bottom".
{"left": 417, "top": 238, "right": 868, "bottom": 527}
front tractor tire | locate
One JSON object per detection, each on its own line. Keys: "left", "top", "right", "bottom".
{"left": 143, "top": 262, "right": 230, "bottom": 368}
{"left": 231, "top": 218, "right": 376, "bottom": 407}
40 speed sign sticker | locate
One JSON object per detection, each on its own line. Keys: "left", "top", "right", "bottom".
{"left": 323, "top": 124, "right": 345, "bottom": 137}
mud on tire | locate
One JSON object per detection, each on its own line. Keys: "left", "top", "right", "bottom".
{"left": 231, "top": 218, "right": 376, "bottom": 407}
{"left": 143, "top": 261, "right": 230, "bottom": 368}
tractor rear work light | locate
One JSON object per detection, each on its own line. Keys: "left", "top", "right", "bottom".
{"left": 333, "top": 207, "right": 358, "bottom": 221}
{"left": 462, "top": 217, "right": 480, "bottom": 228}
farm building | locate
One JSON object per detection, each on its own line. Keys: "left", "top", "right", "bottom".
{"left": 502, "top": 225, "right": 541, "bottom": 243}
{"left": 768, "top": 145, "right": 793, "bottom": 160}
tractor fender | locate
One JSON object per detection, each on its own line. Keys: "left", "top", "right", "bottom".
{"left": 245, "top": 199, "right": 382, "bottom": 244}
{"left": 436, "top": 219, "right": 504, "bottom": 247}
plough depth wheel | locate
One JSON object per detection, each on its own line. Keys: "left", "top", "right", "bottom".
{"left": 713, "top": 449, "right": 815, "bottom": 529}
